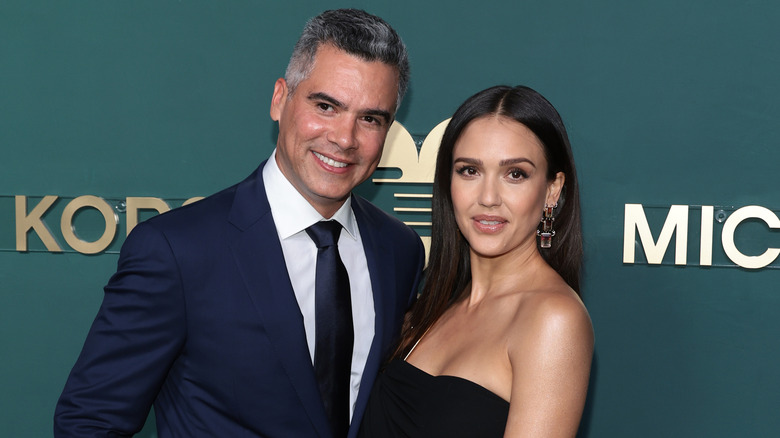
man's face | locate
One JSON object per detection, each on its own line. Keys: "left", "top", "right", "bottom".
{"left": 270, "top": 44, "right": 399, "bottom": 218}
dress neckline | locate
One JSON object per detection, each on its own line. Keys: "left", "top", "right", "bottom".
{"left": 402, "top": 325, "right": 509, "bottom": 403}
{"left": 393, "top": 359, "right": 509, "bottom": 404}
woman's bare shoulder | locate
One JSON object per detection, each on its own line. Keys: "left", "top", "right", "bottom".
{"left": 501, "top": 273, "right": 594, "bottom": 437}
{"left": 508, "top": 278, "right": 594, "bottom": 353}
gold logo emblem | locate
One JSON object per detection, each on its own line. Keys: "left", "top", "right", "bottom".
{"left": 372, "top": 119, "right": 450, "bottom": 262}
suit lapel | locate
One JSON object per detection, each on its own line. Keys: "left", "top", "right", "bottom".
{"left": 348, "top": 197, "right": 398, "bottom": 438}
{"left": 226, "top": 163, "right": 331, "bottom": 438}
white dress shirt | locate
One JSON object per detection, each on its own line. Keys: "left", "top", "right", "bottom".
{"left": 262, "top": 150, "right": 375, "bottom": 420}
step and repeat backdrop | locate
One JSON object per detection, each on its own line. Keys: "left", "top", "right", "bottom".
{"left": 2, "top": 1, "right": 778, "bottom": 436}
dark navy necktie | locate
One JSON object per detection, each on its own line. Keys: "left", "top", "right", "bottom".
{"left": 306, "top": 220, "right": 353, "bottom": 437}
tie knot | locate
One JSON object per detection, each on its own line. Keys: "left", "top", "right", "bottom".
{"left": 306, "top": 221, "right": 343, "bottom": 248}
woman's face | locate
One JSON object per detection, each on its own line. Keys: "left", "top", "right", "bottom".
{"left": 450, "top": 116, "right": 564, "bottom": 259}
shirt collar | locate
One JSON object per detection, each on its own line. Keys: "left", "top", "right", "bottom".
{"left": 263, "top": 149, "right": 358, "bottom": 240}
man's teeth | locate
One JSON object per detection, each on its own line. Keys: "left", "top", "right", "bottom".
{"left": 314, "top": 152, "right": 348, "bottom": 168}
{"left": 479, "top": 220, "right": 501, "bottom": 225}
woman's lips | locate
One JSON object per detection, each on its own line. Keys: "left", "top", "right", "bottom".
{"left": 473, "top": 215, "right": 507, "bottom": 233}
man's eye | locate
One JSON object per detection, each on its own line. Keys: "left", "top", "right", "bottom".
{"left": 317, "top": 103, "right": 333, "bottom": 111}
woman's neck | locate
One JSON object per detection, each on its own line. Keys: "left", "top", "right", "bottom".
{"left": 465, "top": 245, "right": 551, "bottom": 305}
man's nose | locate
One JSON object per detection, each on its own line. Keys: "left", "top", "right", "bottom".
{"left": 327, "top": 117, "right": 357, "bottom": 149}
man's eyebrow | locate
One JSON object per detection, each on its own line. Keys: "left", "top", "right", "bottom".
{"left": 308, "top": 92, "right": 392, "bottom": 123}
{"left": 308, "top": 92, "right": 344, "bottom": 109}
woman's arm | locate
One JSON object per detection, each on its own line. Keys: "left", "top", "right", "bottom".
{"left": 503, "top": 292, "right": 594, "bottom": 438}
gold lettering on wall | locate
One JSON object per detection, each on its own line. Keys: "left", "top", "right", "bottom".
{"left": 60, "top": 196, "right": 118, "bottom": 254}
{"left": 721, "top": 206, "right": 780, "bottom": 269}
{"left": 15, "top": 195, "right": 62, "bottom": 252}
{"left": 13, "top": 195, "right": 207, "bottom": 254}
{"left": 623, "top": 203, "right": 780, "bottom": 269}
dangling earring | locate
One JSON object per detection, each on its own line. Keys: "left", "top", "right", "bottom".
{"left": 537, "top": 202, "right": 557, "bottom": 249}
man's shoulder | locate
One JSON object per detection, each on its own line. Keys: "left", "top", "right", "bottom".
{"left": 120, "top": 171, "right": 261, "bottom": 263}
{"left": 351, "top": 195, "right": 422, "bottom": 251}
{"left": 147, "top": 182, "right": 239, "bottom": 229}
{"left": 143, "top": 164, "right": 265, "bottom": 232}
{"left": 352, "top": 195, "right": 411, "bottom": 232}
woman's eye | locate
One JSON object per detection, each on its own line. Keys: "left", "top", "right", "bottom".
{"left": 455, "top": 166, "right": 478, "bottom": 176}
{"left": 509, "top": 169, "right": 527, "bottom": 180}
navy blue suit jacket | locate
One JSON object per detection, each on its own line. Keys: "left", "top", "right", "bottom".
{"left": 54, "top": 162, "right": 425, "bottom": 437}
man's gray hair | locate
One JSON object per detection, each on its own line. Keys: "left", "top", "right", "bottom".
{"left": 284, "top": 9, "right": 410, "bottom": 110}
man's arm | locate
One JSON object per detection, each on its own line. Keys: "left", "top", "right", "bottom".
{"left": 54, "top": 222, "right": 186, "bottom": 437}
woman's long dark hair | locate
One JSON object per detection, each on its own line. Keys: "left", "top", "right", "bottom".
{"left": 393, "top": 85, "right": 582, "bottom": 359}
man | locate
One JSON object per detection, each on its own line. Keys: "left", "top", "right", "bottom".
{"left": 54, "top": 9, "right": 424, "bottom": 438}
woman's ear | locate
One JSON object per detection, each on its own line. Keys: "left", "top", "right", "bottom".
{"left": 546, "top": 172, "right": 565, "bottom": 206}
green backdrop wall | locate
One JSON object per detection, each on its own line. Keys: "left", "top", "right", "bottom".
{"left": 2, "top": 1, "right": 779, "bottom": 436}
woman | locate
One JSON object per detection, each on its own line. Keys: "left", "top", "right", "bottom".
{"left": 358, "top": 85, "right": 594, "bottom": 437}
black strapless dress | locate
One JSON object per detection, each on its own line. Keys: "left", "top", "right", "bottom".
{"left": 357, "top": 359, "right": 510, "bottom": 437}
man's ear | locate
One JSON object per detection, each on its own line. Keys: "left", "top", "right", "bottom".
{"left": 546, "top": 172, "right": 565, "bottom": 205}
{"left": 270, "top": 78, "right": 288, "bottom": 122}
